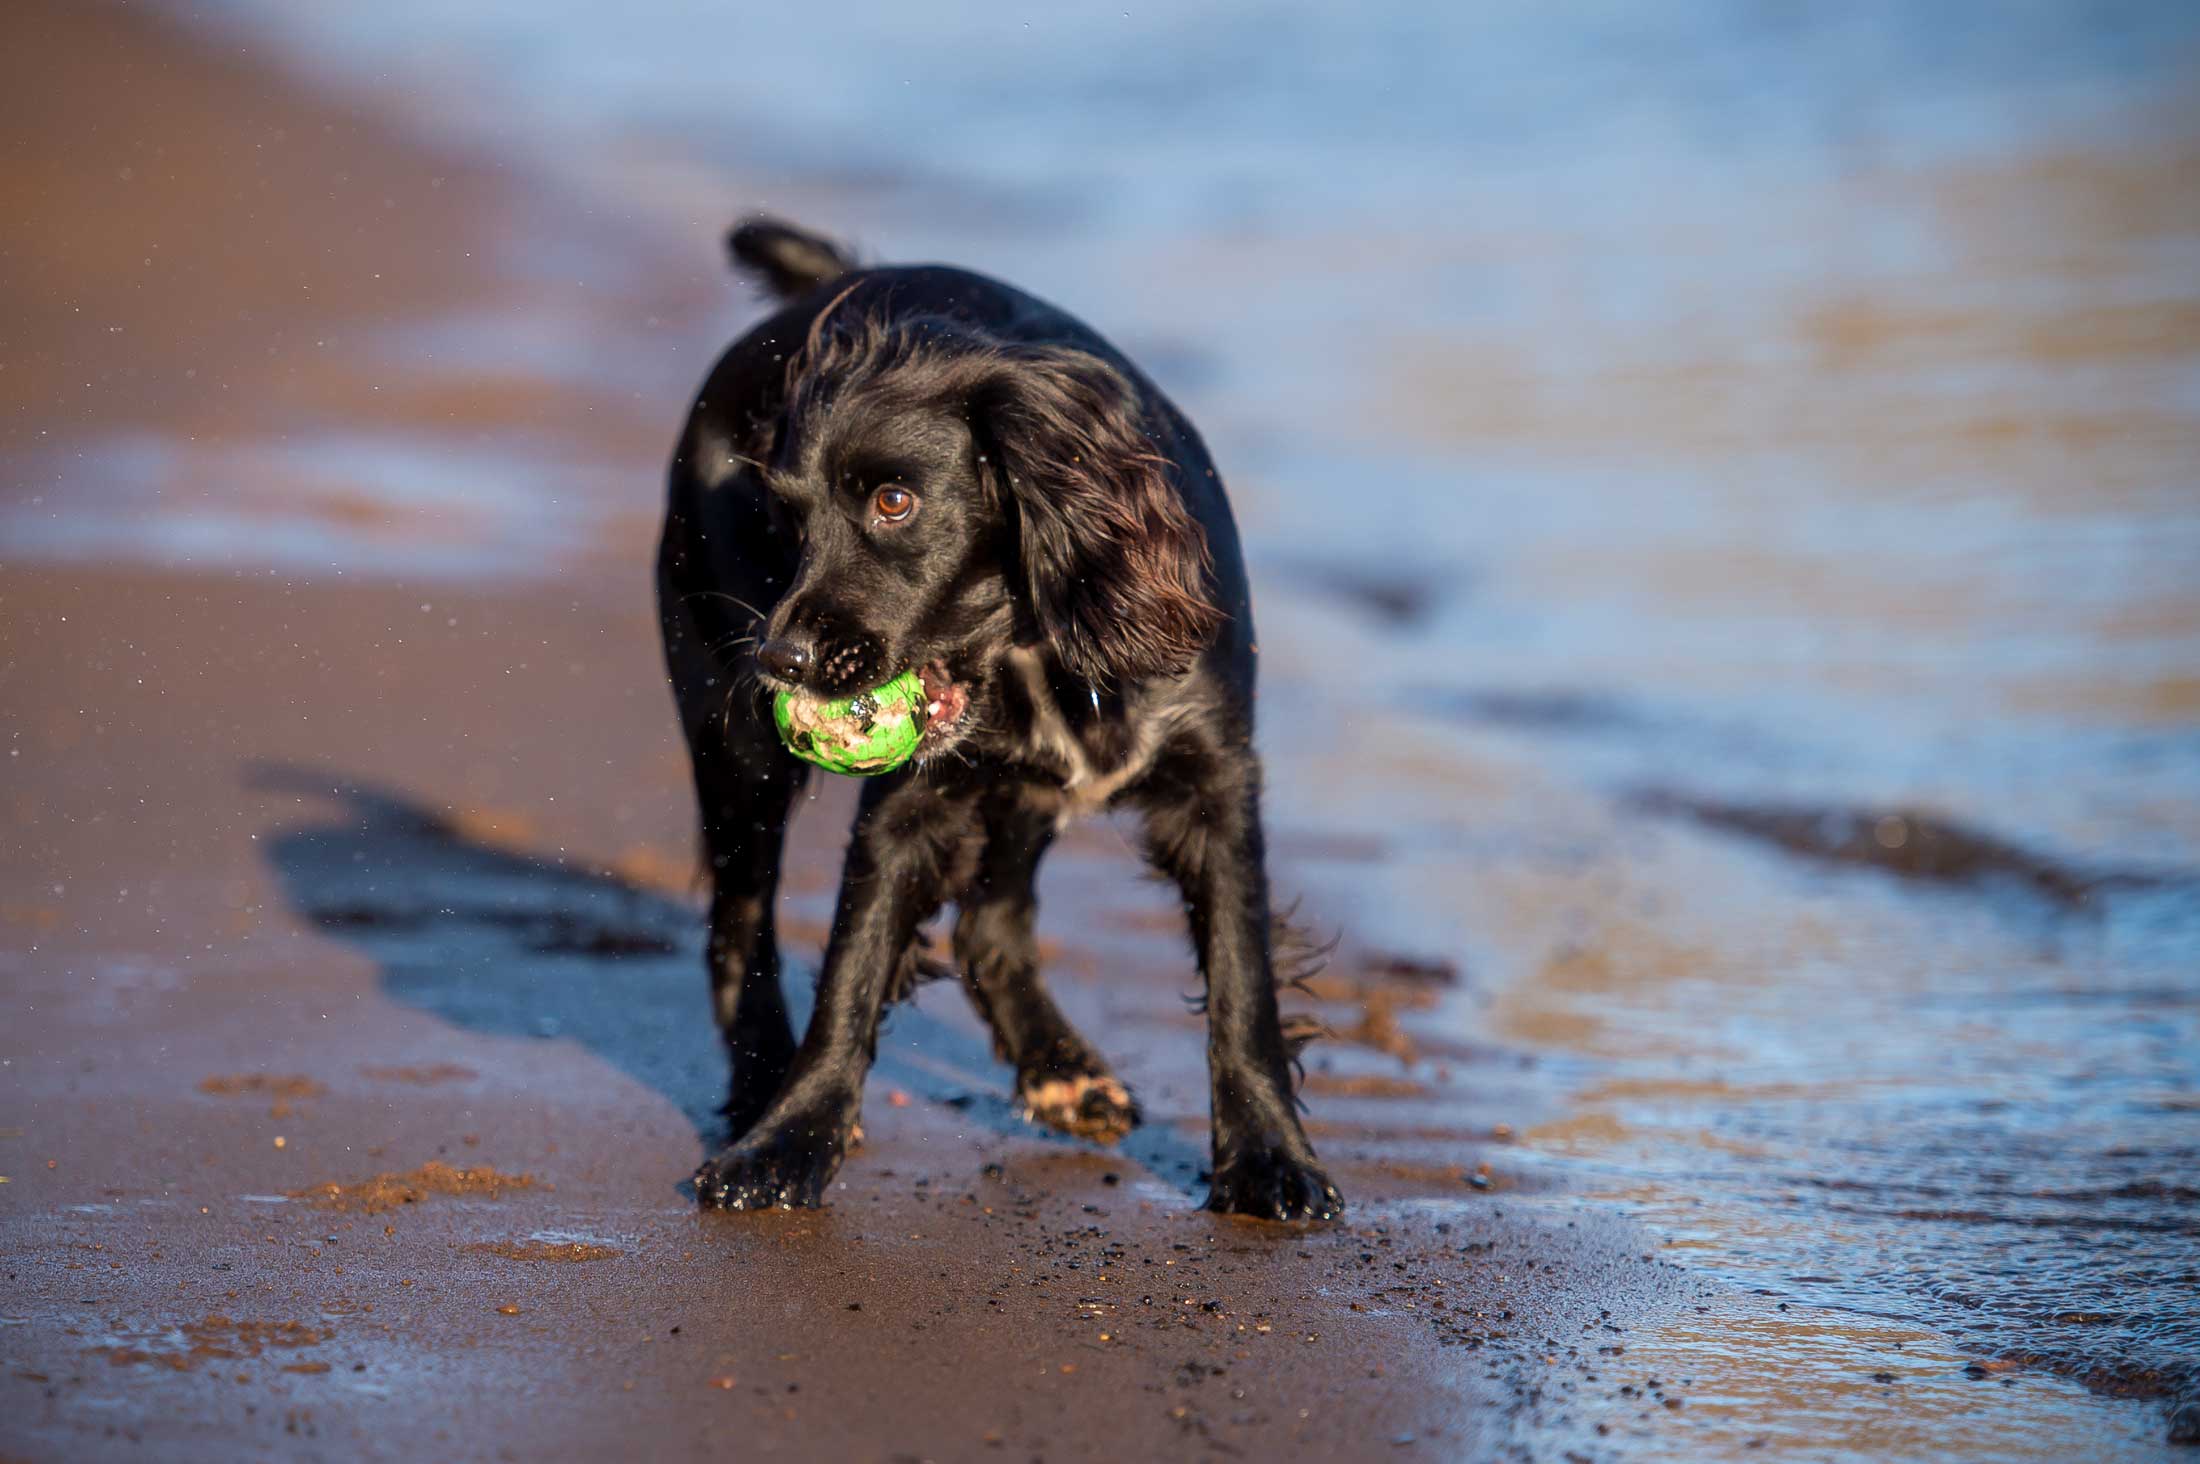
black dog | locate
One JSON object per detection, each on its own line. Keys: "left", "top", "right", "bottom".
{"left": 656, "top": 218, "right": 1341, "bottom": 1221}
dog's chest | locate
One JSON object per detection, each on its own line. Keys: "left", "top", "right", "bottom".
{"left": 996, "top": 648, "right": 1159, "bottom": 818}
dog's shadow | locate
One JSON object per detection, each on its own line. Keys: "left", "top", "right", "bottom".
{"left": 250, "top": 763, "right": 1206, "bottom": 1192}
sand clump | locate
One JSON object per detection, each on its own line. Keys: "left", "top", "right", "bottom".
{"left": 198, "top": 1074, "right": 326, "bottom": 1100}
{"left": 360, "top": 1064, "right": 479, "bottom": 1085}
{"left": 97, "top": 1315, "right": 330, "bottom": 1373}
{"left": 289, "top": 1161, "right": 536, "bottom": 1215}
{"left": 466, "top": 1239, "right": 621, "bottom": 1263}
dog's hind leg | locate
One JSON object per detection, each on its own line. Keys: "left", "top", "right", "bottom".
{"left": 692, "top": 739, "right": 805, "bottom": 1138}
{"left": 954, "top": 782, "right": 1140, "bottom": 1143}
{"left": 1136, "top": 750, "right": 1341, "bottom": 1221}
{"left": 658, "top": 472, "right": 807, "bottom": 1139}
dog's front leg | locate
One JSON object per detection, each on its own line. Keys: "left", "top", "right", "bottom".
{"left": 694, "top": 774, "right": 974, "bottom": 1210}
{"left": 1138, "top": 752, "right": 1343, "bottom": 1222}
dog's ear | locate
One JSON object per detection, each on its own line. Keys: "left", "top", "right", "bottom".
{"left": 974, "top": 347, "right": 1223, "bottom": 684}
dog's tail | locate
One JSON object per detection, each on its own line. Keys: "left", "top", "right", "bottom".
{"left": 725, "top": 216, "right": 858, "bottom": 301}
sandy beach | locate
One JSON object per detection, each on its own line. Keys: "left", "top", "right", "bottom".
{"left": 4, "top": 1, "right": 2196, "bottom": 1458}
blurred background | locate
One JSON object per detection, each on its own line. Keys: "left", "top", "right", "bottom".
{"left": 3, "top": 1, "right": 2197, "bottom": 1457}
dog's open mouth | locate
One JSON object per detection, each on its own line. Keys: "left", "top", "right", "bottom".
{"left": 917, "top": 660, "right": 969, "bottom": 746}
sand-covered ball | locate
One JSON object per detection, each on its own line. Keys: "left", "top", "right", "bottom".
{"left": 772, "top": 669, "right": 928, "bottom": 776}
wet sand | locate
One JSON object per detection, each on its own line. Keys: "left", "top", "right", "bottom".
{"left": 0, "top": 21, "right": 1680, "bottom": 1451}
{"left": 0, "top": 0, "right": 711, "bottom": 578}
{"left": 0, "top": 561, "right": 1701, "bottom": 1460}
{"left": 6, "top": 0, "right": 2199, "bottom": 1459}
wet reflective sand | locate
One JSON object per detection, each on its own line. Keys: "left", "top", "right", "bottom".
{"left": 4, "top": 0, "right": 2197, "bottom": 1455}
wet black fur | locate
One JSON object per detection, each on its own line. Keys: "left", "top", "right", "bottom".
{"left": 657, "top": 217, "right": 1341, "bottom": 1220}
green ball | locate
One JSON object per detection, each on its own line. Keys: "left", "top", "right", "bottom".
{"left": 772, "top": 669, "right": 928, "bottom": 776}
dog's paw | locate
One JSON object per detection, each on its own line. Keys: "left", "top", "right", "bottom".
{"left": 694, "top": 1121, "right": 847, "bottom": 1211}
{"left": 1206, "top": 1148, "right": 1344, "bottom": 1222}
{"left": 1017, "top": 1069, "right": 1141, "bottom": 1144}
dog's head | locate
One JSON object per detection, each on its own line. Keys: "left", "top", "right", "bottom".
{"left": 753, "top": 292, "right": 1223, "bottom": 748}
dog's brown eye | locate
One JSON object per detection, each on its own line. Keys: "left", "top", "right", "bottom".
{"left": 874, "top": 486, "right": 916, "bottom": 522}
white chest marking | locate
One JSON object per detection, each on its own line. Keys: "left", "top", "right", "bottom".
{"left": 1004, "top": 649, "right": 1166, "bottom": 820}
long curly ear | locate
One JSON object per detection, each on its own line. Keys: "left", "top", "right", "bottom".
{"left": 976, "top": 347, "right": 1223, "bottom": 683}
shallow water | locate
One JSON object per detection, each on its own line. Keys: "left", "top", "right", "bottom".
{"left": 12, "top": 0, "right": 2200, "bottom": 1451}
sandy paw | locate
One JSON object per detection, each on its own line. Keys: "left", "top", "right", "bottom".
{"left": 1016, "top": 1071, "right": 1141, "bottom": 1144}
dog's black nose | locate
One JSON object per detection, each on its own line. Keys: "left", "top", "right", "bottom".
{"left": 757, "top": 635, "right": 814, "bottom": 681}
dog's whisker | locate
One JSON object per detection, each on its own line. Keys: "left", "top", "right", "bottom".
{"left": 681, "top": 589, "right": 773, "bottom": 624}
